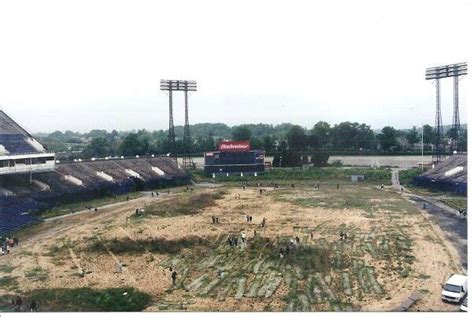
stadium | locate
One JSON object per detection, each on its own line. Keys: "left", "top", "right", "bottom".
{"left": 0, "top": 107, "right": 466, "bottom": 313}
{"left": 0, "top": 110, "right": 189, "bottom": 235}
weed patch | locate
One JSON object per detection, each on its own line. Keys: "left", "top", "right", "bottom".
{"left": 25, "top": 287, "right": 151, "bottom": 311}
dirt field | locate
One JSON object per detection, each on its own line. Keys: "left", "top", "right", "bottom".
{"left": 0, "top": 184, "right": 463, "bottom": 312}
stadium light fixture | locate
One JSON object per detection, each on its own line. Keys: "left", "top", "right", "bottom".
{"left": 425, "top": 62, "right": 468, "bottom": 162}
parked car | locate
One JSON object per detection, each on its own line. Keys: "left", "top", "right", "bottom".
{"left": 441, "top": 274, "right": 468, "bottom": 303}
{"left": 460, "top": 296, "right": 467, "bottom": 312}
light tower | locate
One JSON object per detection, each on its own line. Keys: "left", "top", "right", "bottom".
{"left": 425, "top": 62, "right": 467, "bottom": 163}
{"left": 160, "top": 79, "right": 197, "bottom": 168}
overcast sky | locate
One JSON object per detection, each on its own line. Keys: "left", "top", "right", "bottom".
{"left": 0, "top": 0, "right": 471, "bottom": 133}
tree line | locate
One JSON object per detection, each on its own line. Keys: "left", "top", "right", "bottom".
{"left": 36, "top": 122, "right": 467, "bottom": 160}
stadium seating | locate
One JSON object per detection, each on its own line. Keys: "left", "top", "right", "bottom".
{"left": 0, "top": 134, "right": 37, "bottom": 155}
{"left": 0, "top": 156, "right": 189, "bottom": 235}
{"left": 413, "top": 155, "right": 467, "bottom": 196}
{"left": 0, "top": 196, "right": 41, "bottom": 236}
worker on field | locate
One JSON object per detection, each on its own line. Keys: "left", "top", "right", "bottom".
{"left": 15, "top": 296, "right": 22, "bottom": 309}
{"left": 381, "top": 184, "right": 384, "bottom": 190}
{"left": 241, "top": 232, "right": 246, "bottom": 245}
{"left": 171, "top": 270, "right": 178, "bottom": 286}
{"left": 116, "top": 261, "right": 123, "bottom": 273}
{"left": 30, "top": 300, "right": 37, "bottom": 312}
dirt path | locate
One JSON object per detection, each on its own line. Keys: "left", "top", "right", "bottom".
{"left": 405, "top": 194, "right": 467, "bottom": 271}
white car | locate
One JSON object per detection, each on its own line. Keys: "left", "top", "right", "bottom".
{"left": 460, "top": 296, "right": 467, "bottom": 312}
{"left": 442, "top": 274, "right": 468, "bottom": 303}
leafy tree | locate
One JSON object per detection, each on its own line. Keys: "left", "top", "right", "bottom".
{"left": 120, "top": 133, "right": 148, "bottom": 156}
{"left": 378, "top": 126, "right": 398, "bottom": 151}
{"left": 272, "top": 155, "right": 281, "bottom": 167}
{"left": 82, "top": 137, "right": 110, "bottom": 158}
{"left": 310, "top": 152, "right": 330, "bottom": 167}
{"left": 354, "top": 123, "right": 376, "bottom": 151}
{"left": 406, "top": 126, "right": 420, "bottom": 148}
{"left": 458, "top": 129, "right": 467, "bottom": 152}
{"left": 311, "top": 121, "right": 331, "bottom": 150}
{"left": 231, "top": 125, "right": 252, "bottom": 141}
{"left": 286, "top": 125, "right": 306, "bottom": 151}
{"left": 263, "top": 135, "right": 275, "bottom": 152}
{"left": 281, "top": 151, "right": 301, "bottom": 167}
{"left": 332, "top": 122, "right": 358, "bottom": 150}
{"left": 250, "top": 137, "right": 263, "bottom": 150}
{"left": 422, "top": 125, "right": 435, "bottom": 145}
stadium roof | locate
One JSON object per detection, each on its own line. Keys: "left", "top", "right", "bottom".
{"left": 0, "top": 110, "right": 47, "bottom": 156}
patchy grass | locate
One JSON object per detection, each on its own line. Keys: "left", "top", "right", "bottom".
{"left": 86, "top": 236, "right": 210, "bottom": 255}
{"left": 25, "top": 287, "right": 151, "bottom": 311}
{"left": 25, "top": 266, "right": 49, "bottom": 282}
{"left": 438, "top": 197, "right": 467, "bottom": 210}
{"left": 39, "top": 192, "right": 143, "bottom": 219}
{"left": 192, "top": 167, "right": 392, "bottom": 185}
{"left": 146, "top": 192, "right": 223, "bottom": 217}
{"left": 0, "top": 263, "right": 15, "bottom": 273}
{"left": 0, "top": 275, "right": 19, "bottom": 291}
{"left": 399, "top": 168, "right": 424, "bottom": 185}
{"left": 276, "top": 186, "right": 418, "bottom": 214}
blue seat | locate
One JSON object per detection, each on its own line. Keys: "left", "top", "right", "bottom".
{"left": 0, "top": 134, "right": 37, "bottom": 155}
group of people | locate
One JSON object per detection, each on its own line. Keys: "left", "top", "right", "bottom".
{"left": 135, "top": 208, "right": 145, "bottom": 216}
{"left": 211, "top": 216, "right": 220, "bottom": 224}
{"left": 245, "top": 215, "right": 253, "bottom": 223}
{"left": 150, "top": 191, "right": 160, "bottom": 197}
{"left": 1, "top": 236, "right": 19, "bottom": 255}
{"left": 84, "top": 205, "right": 98, "bottom": 212}
{"left": 279, "top": 236, "right": 300, "bottom": 258}
{"left": 226, "top": 231, "right": 247, "bottom": 248}
{"left": 339, "top": 232, "right": 348, "bottom": 240}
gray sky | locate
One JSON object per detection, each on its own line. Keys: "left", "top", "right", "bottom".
{"left": 0, "top": 0, "right": 471, "bottom": 133}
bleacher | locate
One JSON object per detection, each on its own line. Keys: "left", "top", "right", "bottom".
{"left": 0, "top": 156, "right": 189, "bottom": 235}
{"left": 0, "top": 134, "right": 37, "bottom": 155}
{"left": 413, "top": 155, "right": 467, "bottom": 196}
{"left": 0, "top": 196, "right": 41, "bottom": 236}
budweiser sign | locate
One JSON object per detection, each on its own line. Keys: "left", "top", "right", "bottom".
{"left": 218, "top": 141, "right": 250, "bottom": 152}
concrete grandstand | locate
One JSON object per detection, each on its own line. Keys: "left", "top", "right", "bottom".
{"left": 413, "top": 155, "right": 467, "bottom": 195}
{"left": 0, "top": 110, "right": 189, "bottom": 235}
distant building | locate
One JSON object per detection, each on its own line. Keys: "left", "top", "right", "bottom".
{"left": 350, "top": 175, "right": 364, "bottom": 182}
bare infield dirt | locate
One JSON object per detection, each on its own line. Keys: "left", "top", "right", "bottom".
{"left": 0, "top": 184, "right": 463, "bottom": 312}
